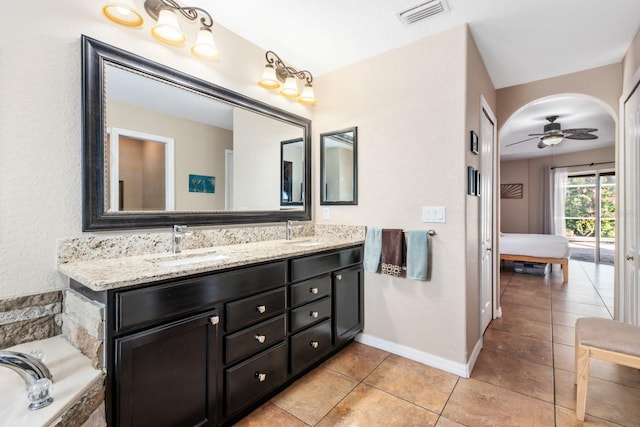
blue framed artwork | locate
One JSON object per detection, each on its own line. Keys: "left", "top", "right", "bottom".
{"left": 189, "top": 174, "right": 215, "bottom": 193}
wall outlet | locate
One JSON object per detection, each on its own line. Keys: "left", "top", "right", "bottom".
{"left": 323, "top": 207, "right": 330, "bottom": 220}
{"left": 422, "top": 206, "right": 445, "bottom": 223}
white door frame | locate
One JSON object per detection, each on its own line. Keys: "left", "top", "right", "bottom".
{"left": 480, "top": 96, "right": 501, "bottom": 328}
{"left": 108, "top": 127, "right": 175, "bottom": 212}
{"left": 617, "top": 67, "right": 640, "bottom": 325}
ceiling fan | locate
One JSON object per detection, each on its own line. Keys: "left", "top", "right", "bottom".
{"left": 506, "top": 115, "right": 598, "bottom": 149}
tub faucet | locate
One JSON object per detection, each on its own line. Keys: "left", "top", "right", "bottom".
{"left": 173, "top": 225, "right": 188, "bottom": 254}
{"left": 0, "top": 350, "right": 53, "bottom": 410}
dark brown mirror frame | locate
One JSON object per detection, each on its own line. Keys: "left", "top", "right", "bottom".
{"left": 81, "top": 35, "right": 311, "bottom": 230}
{"left": 320, "top": 127, "right": 358, "bottom": 205}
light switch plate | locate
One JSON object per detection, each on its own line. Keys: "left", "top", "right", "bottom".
{"left": 422, "top": 206, "right": 445, "bottom": 223}
{"left": 323, "top": 207, "right": 330, "bottom": 220}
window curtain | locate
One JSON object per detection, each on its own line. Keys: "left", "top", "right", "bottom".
{"left": 541, "top": 166, "right": 568, "bottom": 236}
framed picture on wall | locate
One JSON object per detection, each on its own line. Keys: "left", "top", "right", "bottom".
{"left": 470, "top": 130, "right": 479, "bottom": 154}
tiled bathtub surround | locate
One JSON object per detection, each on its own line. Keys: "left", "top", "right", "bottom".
{"left": 0, "top": 291, "right": 62, "bottom": 348}
{"left": 62, "top": 290, "right": 105, "bottom": 369}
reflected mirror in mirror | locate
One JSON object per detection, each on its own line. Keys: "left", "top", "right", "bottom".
{"left": 281, "top": 138, "right": 304, "bottom": 206}
{"left": 82, "top": 36, "right": 311, "bottom": 230}
{"left": 320, "top": 127, "right": 358, "bottom": 205}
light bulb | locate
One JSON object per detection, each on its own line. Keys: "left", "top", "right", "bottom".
{"left": 190, "top": 28, "right": 220, "bottom": 61}
{"left": 258, "top": 65, "right": 280, "bottom": 89}
{"left": 102, "top": 0, "right": 143, "bottom": 27}
{"left": 280, "top": 76, "right": 299, "bottom": 98}
{"left": 151, "top": 9, "right": 186, "bottom": 46}
{"left": 298, "top": 84, "right": 316, "bottom": 105}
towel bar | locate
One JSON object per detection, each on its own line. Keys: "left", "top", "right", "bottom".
{"left": 402, "top": 229, "right": 436, "bottom": 236}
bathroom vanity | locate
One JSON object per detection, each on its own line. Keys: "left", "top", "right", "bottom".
{"left": 62, "top": 238, "right": 363, "bottom": 426}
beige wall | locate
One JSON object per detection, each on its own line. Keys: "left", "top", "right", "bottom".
{"left": 496, "top": 63, "right": 622, "bottom": 131}
{"left": 623, "top": 27, "right": 640, "bottom": 93}
{"left": 500, "top": 146, "right": 615, "bottom": 234}
{"left": 464, "top": 28, "right": 497, "bottom": 362}
{"left": 0, "top": 1, "right": 311, "bottom": 299}
{"left": 315, "top": 25, "right": 494, "bottom": 367}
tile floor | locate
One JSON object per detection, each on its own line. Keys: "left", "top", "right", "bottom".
{"left": 236, "top": 260, "right": 640, "bottom": 426}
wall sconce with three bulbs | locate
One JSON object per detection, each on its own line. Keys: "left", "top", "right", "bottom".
{"left": 102, "top": 0, "right": 220, "bottom": 61}
{"left": 258, "top": 51, "right": 316, "bottom": 106}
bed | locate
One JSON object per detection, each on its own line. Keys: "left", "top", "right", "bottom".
{"left": 500, "top": 233, "right": 570, "bottom": 282}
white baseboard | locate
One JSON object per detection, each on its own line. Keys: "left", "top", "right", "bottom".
{"left": 356, "top": 333, "right": 483, "bottom": 378}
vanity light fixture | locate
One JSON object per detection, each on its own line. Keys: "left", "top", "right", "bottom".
{"left": 102, "top": 0, "right": 220, "bottom": 61}
{"left": 258, "top": 51, "right": 316, "bottom": 106}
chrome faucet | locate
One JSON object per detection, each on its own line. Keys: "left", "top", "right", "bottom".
{"left": 173, "top": 225, "right": 188, "bottom": 254}
{"left": 286, "top": 220, "right": 293, "bottom": 240}
{"left": 0, "top": 350, "right": 53, "bottom": 410}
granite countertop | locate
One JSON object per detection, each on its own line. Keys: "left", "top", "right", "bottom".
{"left": 58, "top": 236, "right": 364, "bottom": 292}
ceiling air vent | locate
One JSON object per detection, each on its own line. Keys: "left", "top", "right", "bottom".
{"left": 397, "top": 0, "right": 449, "bottom": 26}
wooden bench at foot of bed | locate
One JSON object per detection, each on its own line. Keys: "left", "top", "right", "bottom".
{"left": 500, "top": 253, "right": 568, "bottom": 283}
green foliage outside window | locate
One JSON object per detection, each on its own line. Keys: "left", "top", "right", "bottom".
{"left": 564, "top": 175, "right": 615, "bottom": 239}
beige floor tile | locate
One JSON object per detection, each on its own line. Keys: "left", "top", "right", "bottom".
{"left": 435, "top": 416, "right": 466, "bottom": 426}
{"left": 488, "top": 315, "right": 552, "bottom": 341}
{"left": 482, "top": 328, "right": 553, "bottom": 366}
{"left": 271, "top": 366, "right": 358, "bottom": 425}
{"left": 234, "top": 402, "right": 309, "bottom": 427}
{"left": 471, "top": 349, "right": 554, "bottom": 402}
{"left": 555, "top": 368, "right": 640, "bottom": 426}
{"left": 553, "top": 324, "right": 575, "bottom": 346}
{"left": 364, "top": 354, "right": 458, "bottom": 413}
{"left": 500, "top": 301, "right": 551, "bottom": 323}
{"left": 442, "top": 377, "right": 555, "bottom": 426}
{"left": 316, "top": 383, "right": 439, "bottom": 427}
{"left": 551, "top": 289, "right": 606, "bottom": 306}
{"left": 503, "top": 284, "right": 550, "bottom": 299}
{"left": 322, "top": 341, "right": 389, "bottom": 381}
{"left": 555, "top": 343, "right": 576, "bottom": 372}
{"left": 500, "top": 293, "right": 551, "bottom": 309}
{"left": 553, "top": 311, "right": 594, "bottom": 327}
{"left": 555, "top": 405, "right": 623, "bottom": 426}
{"left": 553, "top": 300, "right": 611, "bottom": 318}
{"left": 555, "top": 345, "right": 640, "bottom": 389}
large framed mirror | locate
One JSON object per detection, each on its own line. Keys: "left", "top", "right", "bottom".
{"left": 320, "top": 127, "right": 357, "bottom": 205}
{"left": 82, "top": 35, "right": 311, "bottom": 230}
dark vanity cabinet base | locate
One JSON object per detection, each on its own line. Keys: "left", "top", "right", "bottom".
{"left": 100, "top": 245, "right": 363, "bottom": 427}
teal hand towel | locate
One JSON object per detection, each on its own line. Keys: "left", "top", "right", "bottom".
{"left": 407, "top": 230, "right": 429, "bottom": 280}
{"left": 364, "top": 227, "right": 382, "bottom": 272}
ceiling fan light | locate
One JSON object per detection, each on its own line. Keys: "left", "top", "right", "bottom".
{"left": 542, "top": 134, "right": 563, "bottom": 145}
{"left": 258, "top": 64, "right": 280, "bottom": 89}
{"left": 151, "top": 9, "right": 186, "bottom": 46}
{"left": 102, "top": 0, "right": 144, "bottom": 27}
{"left": 190, "top": 28, "right": 220, "bottom": 61}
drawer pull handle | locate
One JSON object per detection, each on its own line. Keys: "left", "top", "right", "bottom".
{"left": 336, "top": 274, "right": 342, "bottom": 281}
{"left": 310, "top": 311, "right": 319, "bottom": 318}
{"left": 310, "top": 341, "right": 319, "bottom": 349}
{"left": 310, "top": 287, "right": 319, "bottom": 294}
{"left": 255, "top": 372, "right": 267, "bottom": 382}
{"left": 256, "top": 305, "right": 266, "bottom": 314}
{"left": 209, "top": 315, "right": 219, "bottom": 325}
{"left": 255, "top": 334, "right": 266, "bottom": 343}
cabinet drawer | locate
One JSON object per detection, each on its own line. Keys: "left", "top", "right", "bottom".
{"left": 225, "top": 341, "right": 288, "bottom": 416}
{"left": 225, "top": 315, "right": 286, "bottom": 365}
{"left": 290, "top": 296, "right": 331, "bottom": 333}
{"left": 225, "top": 288, "right": 286, "bottom": 332}
{"left": 115, "top": 261, "right": 285, "bottom": 332}
{"left": 290, "top": 319, "right": 332, "bottom": 375}
{"left": 290, "top": 275, "right": 331, "bottom": 307}
{"left": 290, "top": 246, "right": 363, "bottom": 282}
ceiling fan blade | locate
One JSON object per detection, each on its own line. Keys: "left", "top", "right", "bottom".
{"left": 506, "top": 136, "right": 539, "bottom": 147}
{"left": 565, "top": 133, "right": 598, "bottom": 140}
{"left": 527, "top": 133, "right": 545, "bottom": 137}
{"left": 562, "top": 128, "right": 598, "bottom": 134}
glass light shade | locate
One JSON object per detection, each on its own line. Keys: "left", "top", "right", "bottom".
{"left": 102, "top": 0, "right": 143, "bottom": 27}
{"left": 190, "top": 28, "right": 220, "bottom": 61}
{"left": 298, "top": 84, "right": 316, "bottom": 105}
{"left": 542, "top": 134, "right": 563, "bottom": 145}
{"left": 258, "top": 65, "right": 280, "bottom": 89}
{"left": 280, "top": 76, "right": 300, "bottom": 98}
{"left": 151, "top": 9, "right": 186, "bottom": 46}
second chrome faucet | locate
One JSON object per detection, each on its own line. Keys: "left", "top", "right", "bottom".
{"left": 173, "top": 225, "right": 189, "bottom": 254}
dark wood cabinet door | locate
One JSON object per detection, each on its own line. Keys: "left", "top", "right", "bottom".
{"left": 115, "top": 309, "right": 220, "bottom": 427}
{"left": 333, "top": 266, "right": 364, "bottom": 346}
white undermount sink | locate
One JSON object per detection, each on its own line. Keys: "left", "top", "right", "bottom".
{"left": 146, "top": 252, "right": 230, "bottom": 267}
{"left": 283, "top": 239, "right": 323, "bottom": 247}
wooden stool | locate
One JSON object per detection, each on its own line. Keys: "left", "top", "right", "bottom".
{"left": 575, "top": 317, "right": 640, "bottom": 421}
